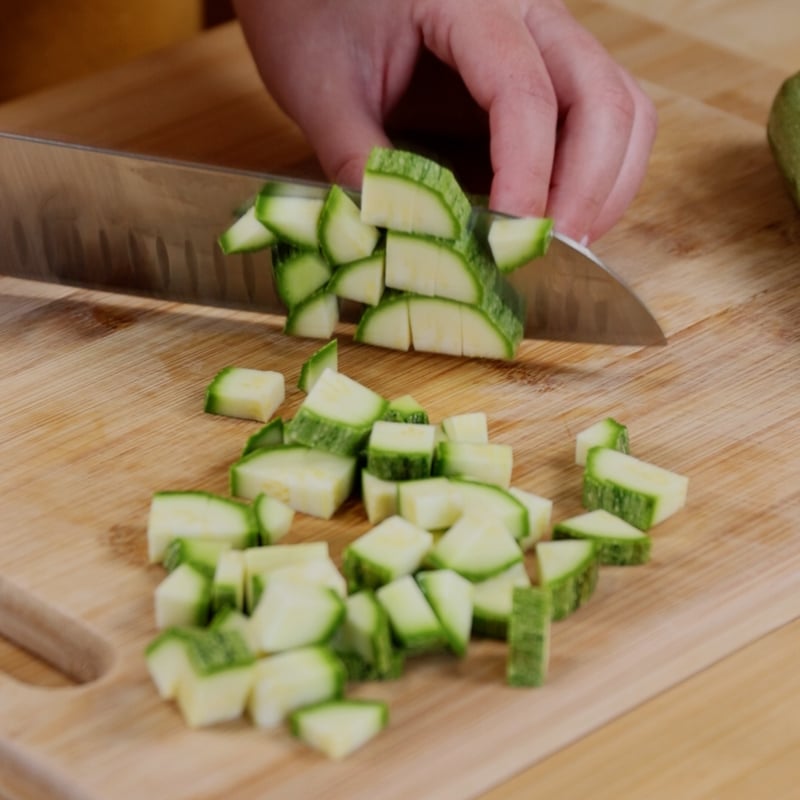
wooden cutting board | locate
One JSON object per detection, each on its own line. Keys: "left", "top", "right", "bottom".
{"left": 1, "top": 3, "right": 799, "bottom": 799}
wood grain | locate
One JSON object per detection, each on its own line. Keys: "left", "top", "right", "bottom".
{"left": 1, "top": 2, "right": 799, "bottom": 798}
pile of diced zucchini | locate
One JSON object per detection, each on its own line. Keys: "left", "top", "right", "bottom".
{"left": 144, "top": 344, "right": 689, "bottom": 758}
{"left": 218, "top": 147, "right": 555, "bottom": 360}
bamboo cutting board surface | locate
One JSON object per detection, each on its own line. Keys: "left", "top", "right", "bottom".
{"left": 1, "top": 2, "right": 799, "bottom": 798}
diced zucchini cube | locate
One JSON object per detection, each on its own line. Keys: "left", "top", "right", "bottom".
{"left": 434, "top": 440, "right": 514, "bottom": 488}
{"left": 535, "top": 539, "right": 598, "bottom": 621}
{"left": 575, "top": 417, "right": 629, "bottom": 466}
{"left": 154, "top": 563, "right": 211, "bottom": 629}
{"left": 553, "top": 508, "right": 651, "bottom": 566}
{"left": 506, "top": 586, "right": 551, "bottom": 687}
{"left": 366, "top": 420, "right": 438, "bottom": 481}
{"left": 416, "top": 569, "right": 474, "bottom": 657}
{"left": 360, "top": 469, "right": 399, "bottom": 525}
{"left": 471, "top": 562, "right": 531, "bottom": 640}
{"left": 508, "top": 487, "right": 553, "bottom": 551}
{"left": 211, "top": 550, "right": 246, "bottom": 614}
{"left": 253, "top": 491, "right": 295, "bottom": 545}
{"left": 440, "top": 412, "right": 489, "bottom": 444}
{"left": 375, "top": 574, "right": 445, "bottom": 654}
{"left": 396, "top": 476, "right": 463, "bottom": 531}
{"left": 204, "top": 366, "right": 285, "bottom": 423}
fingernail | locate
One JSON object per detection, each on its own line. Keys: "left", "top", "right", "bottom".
{"left": 579, "top": 234, "right": 590, "bottom": 248}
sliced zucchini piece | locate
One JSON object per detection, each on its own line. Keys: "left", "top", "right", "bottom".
{"left": 440, "top": 412, "right": 488, "bottom": 444}
{"left": 318, "top": 184, "right": 380, "bottom": 265}
{"left": 407, "top": 294, "right": 463, "bottom": 356}
{"left": 508, "top": 487, "right": 553, "bottom": 551}
{"left": 375, "top": 574, "right": 446, "bottom": 653}
{"left": 286, "top": 368, "right": 388, "bottom": 457}
{"left": 154, "top": 563, "right": 211, "bottom": 629}
{"left": 416, "top": 569, "right": 474, "bottom": 657}
{"left": 343, "top": 515, "right": 433, "bottom": 591}
{"left": 583, "top": 446, "right": 689, "bottom": 530}
{"left": 211, "top": 550, "right": 246, "bottom": 614}
{"left": 255, "top": 182, "right": 325, "bottom": 249}
{"left": 360, "top": 146, "right": 470, "bottom": 240}
{"left": 262, "top": 557, "right": 347, "bottom": 599}
{"left": 427, "top": 513, "right": 523, "bottom": 582}
{"left": 230, "top": 443, "right": 357, "bottom": 519}
{"left": 333, "top": 589, "right": 398, "bottom": 680}
{"left": 361, "top": 469, "right": 399, "bottom": 525}
{"left": 434, "top": 440, "right": 514, "bottom": 489}
{"left": 204, "top": 366, "right": 285, "bottom": 423}
{"left": 354, "top": 291, "right": 411, "bottom": 351}
{"left": 327, "top": 251, "right": 385, "bottom": 306}
{"left": 382, "top": 394, "right": 429, "bottom": 424}
{"left": 553, "top": 508, "right": 651, "bottom": 566}
{"left": 217, "top": 204, "right": 276, "bottom": 255}
{"left": 248, "top": 645, "right": 346, "bottom": 728}
{"left": 241, "top": 417, "right": 285, "bottom": 457}
{"left": 243, "top": 542, "right": 330, "bottom": 613}
{"left": 172, "top": 629, "right": 256, "bottom": 728}
{"left": 366, "top": 420, "right": 438, "bottom": 481}
{"left": 506, "top": 586, "right": 551, "bottom": 687}
{"left": 252, "top": 491, "right": 295, "bottom": 545}
{"left": 209, "top": 607, "right": 262, "bottom": 655}
{"left": 535, "top": 539, "right": 598, "bottom": 621}
{"left": 283, "top": 288, "right": 339, "bottom": 340}
{"left": 575, "top": 417, "right": 629, "bottom": 466}
{"left": 459, "top": 301, "right": 522, "bottom": 360}
{"left": 289, "top": 698, "right": 389, "bottom": 760}
{"left": 273, "top": 245, "right": 333, "bottom": 310}
{"left": 448, "top": 477, "right": 528, "bottom": 542}
{"left": 147, "top": 491, "right": 258, "bottom": 563}
{"left": 396, "top": 476, "right": 462, "bottom": 531}
{"left": 250, "top": 581, "right": 345, "bottom": 653}
{"left": 162, "top": 537, "right": 234, "bottom": 577}
{"left": 298, "top": 339, "right": 338, "bottom": 393}
{"left": 145, "top": 626, "right": 206, "bottom": 700}
{"left": 487, "top": 215, "right": 554, "bottom": 273}
{"left": 471, "top": 562, "right": 531, "bottom": 640}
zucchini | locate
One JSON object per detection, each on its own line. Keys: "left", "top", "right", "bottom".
{"left": 375, "top": 574, "right": 446, "bottom": 654}
{"left": 217, "top": 204, "right": 276, "bottom": 255}
{"left": 433, "top": 440, "right": 514, "bottom": 489}
{"left": 211, "top": 550, "right": 246, "bottom": 614}
{"left": 535, "top": 539, "right": 598, "bottom": 621}
{"left": 440, "top": 412, "right": 488, "bottom": 444}
{"left": 396, "top": 476, "right": 462, "bottom": 531}
{"left": 318, "top": 184, "right": 380, "bottom": 265}
{"left": 154, "top": 563, "right": 211, "bottom": 629}
{"left": 427, "top": 513, "right": 523, "bottom": 582}
{"left": 471, "top": 562, "right": 531, "bottom": 640}
{"left": 360, "top": 146, "right": 471, "bottom": 240}
{"left": 354, "top": 291, "right": 411, "bottom": 351}
{"left": 333, "top": 589, "right": 398, "bottom": 680}
{"left": 382, "top": 394, "right": 429, "bottom": 424}
{"left": 255, "top": 181, "right": 325, "bottom": 249}
{"left": 575, "top": 417, "right": 629, "bottom": 466}
{"left": 508, "top": 487, "right": 553, "bottom": 551}
{"left": 209, "top": 607, "right": 262, "bottom": 655}
{"left": 553, "top": 508, "right": 651, "bottom": 566}
{"left": 459, "top": 300, "right": 523, "bottom": 360}
{"left": 408, "top": 295, "right": 463, "bottom": 357}
{"left": 162, "top": 537, "right": 233, "bottom": 577}
{"left": 172, "top": 629, "right": 256, "bottom": 728}
{"left": 145, "top": 626, "right": 206, "bottom": 700}
{"left": 416, "top": 569, "right": 474, "bottom": 657}
{"left": 448, "top": 477, "right": 529, "bottom": 542}
{"left": 327, "top": 251, "right": 385, "bottom": 306}
{"left": 286, "top": 367, "right": 388, "bottom": 457}
{"left": 248, "top": 645, "right": 346, "bottom": 728}
{"left": 250, "top": 580, "right": 345, "bottom": 653}
{"left": 147, "top": 491, "right": 258, "bottom": 563}
{"left": 230, "top": 444, "right": 357, "bottom": 519}
{"left": 260, "top": 556, "right": 347, "bottom": 599}
{"left": 241, "top": 417, "right": 285, "bottom": 457}
{"left": 289, "top": 698, "right": 389, "bottom": 760}
{"left": 366, "top": 420, "right": 438, "bottom": 481}
{"left": 272, "top": 245, "right": 333, "bottom": 310}
{"left": 342, "top": 515, "right": 433, "bottom": 592}
{"left": 204, "top": 366, "right": 285, "bottom": 423}
{"left": 506, "top": 586, "right": 551, "bottom": 687}
{"left": 487, "top": 215, "right": 553, "bottom": 273}
{"left": 582, "top": 446, "right": 689, "bottom": 530}
{"left": 360, "top": 469, "right": 399, "bottom": 524}
{"left": 252, "top": 491, "right": 295, "bottom": 545}
{"left": 298, "top": 339, "right": 338, "bottom": 393}
{"left": 283, "top": 288, "right": 339, "bottom": 340}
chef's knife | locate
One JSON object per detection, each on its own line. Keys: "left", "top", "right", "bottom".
{"left": 0, "top": 131, "right": 665, "bottom": 345}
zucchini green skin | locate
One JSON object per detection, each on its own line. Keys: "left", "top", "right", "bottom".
{"left": 241, "top": 418, "right": 285, "bottom": 457}
{"left": 287, "top": 405, "right": 378, "bottom": 458}
{"left": 506, "top": 586, "right": 551, "bottom": 687}
{"left": 552, "top": 525, "right": 651, "bottom": 566}
{"left": 537, "top": 544, "right": 599, "bottom": 621}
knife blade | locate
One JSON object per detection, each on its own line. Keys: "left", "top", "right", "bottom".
{"left": 0, "top": 131, "right": 665, "bottom": 346}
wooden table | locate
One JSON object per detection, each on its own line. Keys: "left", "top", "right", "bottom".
{"left": 0, "top": 2, "right": 798, "bottom": 798}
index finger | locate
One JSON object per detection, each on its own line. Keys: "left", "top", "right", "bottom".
{"left": 414, "top": 0, "right": 558, "bottom": 217}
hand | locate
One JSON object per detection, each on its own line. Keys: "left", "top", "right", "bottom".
{"left": 233, "top": 0, "right": 657, "bottom": 244}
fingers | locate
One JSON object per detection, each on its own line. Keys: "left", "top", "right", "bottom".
{"left": 526, "top": 3, "right": 657, "bottom": 242}
{"left": 414, "top": 0, "right": 558, "bottom": 217}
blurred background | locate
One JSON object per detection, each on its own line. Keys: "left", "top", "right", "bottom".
{"left": 0, "top": 0, "right": 235, "bottom": 102}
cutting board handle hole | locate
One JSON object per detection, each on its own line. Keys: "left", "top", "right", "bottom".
{"left": 0, "top": 576, "right": 114, "bottom": 688}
